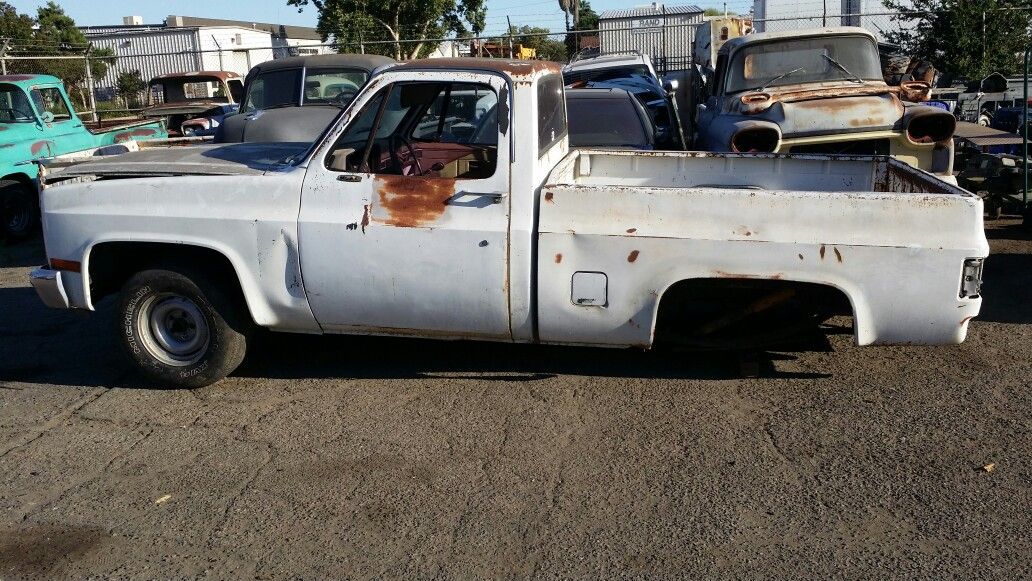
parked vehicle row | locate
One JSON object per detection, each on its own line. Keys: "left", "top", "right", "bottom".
{"left": 30, "top": 59, "right": 988, "bottom": 388}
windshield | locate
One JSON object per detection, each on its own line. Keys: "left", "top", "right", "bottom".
{"left": 150, "top": 76, "right": 231, "bottom": 104}
{"left": 242, "top": 68, "right": 368, "bottom": 113}
{"left": 726, "top": 35, "right": 882, "bottom": 93}
{"left": 0, "top": 84, "right": 35, "bottom": 123}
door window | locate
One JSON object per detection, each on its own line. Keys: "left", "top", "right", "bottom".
{"left": 242, "top": 69, "right": 302, "bottom": 112}
{"left": 326, "top": 81, "right": 499, "bottom": 179}
{"left": 30, "top": 87, "right": 72, "bottom": 121}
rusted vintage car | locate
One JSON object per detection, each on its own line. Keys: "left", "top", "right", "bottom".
{"left": 143, "top": 71, "right": 245, "bottom": 136}
{"left": 690, "top": 27, "right": 956, "bottom": 181}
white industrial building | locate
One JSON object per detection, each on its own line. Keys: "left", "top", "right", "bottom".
{"left": 82, "top": 15, "right": 331, "bottom": 99}
{"left": 598, "top": 3, "right": 704, "bottom": 72}
{"left": 752, "top": 0, "right": 915, "bottom": 40}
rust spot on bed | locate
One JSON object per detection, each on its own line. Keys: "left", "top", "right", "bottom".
{"left": 113, "top": 127, "right": 158, "bottom": 143}
{"left": 544, "top": 192, "right": 554, "bottom": 203}
{"left": 627, "top": 250, "right": 639, "bottom": 262}
{"left": 833, "top": 247, "right": 843, "bottom": 263}
{"left": 554, "top": 253, "right": 562, "bottom": 263}
{"left": 627, "top": 318, "right": 641, "bottom": 329}
{"left": 798, "top": 253, "right": 804, "bottom": 260}
{"left": 374, "top": 176, "right": 455, "bottom": 227}
{"left": 626, "top": 228, "right": 637, "bottom": 234}
{"left": 960, "top": 316, "right": 974, "bottom": 326}
{"left": 819, "top": 245, "right": 827, "bottom": 260}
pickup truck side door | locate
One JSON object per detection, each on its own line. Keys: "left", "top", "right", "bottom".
{"left": 298, "top": 71, "right": 513, "bottom": 340}
{"left": 29, "top": 85, "right": 94, "bottom": 155}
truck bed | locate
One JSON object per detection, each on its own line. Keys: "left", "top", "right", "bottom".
{"left": 537, "top": 150, "right": 987, "bottom": 347}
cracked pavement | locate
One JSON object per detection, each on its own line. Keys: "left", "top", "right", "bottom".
{"left": 0, "top": 220, "right": 1030, "bottom": 579}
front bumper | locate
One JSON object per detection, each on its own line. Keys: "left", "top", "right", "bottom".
{"left": 29, "top": 266, "right": 71, "bottom": 309}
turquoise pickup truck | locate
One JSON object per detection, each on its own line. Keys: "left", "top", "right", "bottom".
{"left": 0, "top": 74, "right": 167, "bottom": 240}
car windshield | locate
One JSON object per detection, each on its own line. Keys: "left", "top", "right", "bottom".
{"left": 567, "top": 96, "right": 648, "bottom": 147}
{"left": 243, "top": 68, "right": 368, "bottom": 113}
{"left": 0, "top": 84, "right": 36, "bottom": 123}
{"left": 726, "top": 35, "right": 882, "bottom": 93}
{"left": 150, "top": 76, "right": 231, "bottom": 104}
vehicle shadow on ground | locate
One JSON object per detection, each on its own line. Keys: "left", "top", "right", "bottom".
{"left": 984, "top": 222, "right": 1032, "bottom": 242}
{"left": 235, "top": 330, "right": 834, "bottom": 383}
{"left": 0, "top": 237, "right": 45, "bottom": 269}
{"left": 979, "top": 253, "right": 1032, "bottom": 325}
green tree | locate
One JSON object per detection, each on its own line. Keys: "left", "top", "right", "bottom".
{"left": 702, "top": 7, "right": 723, "bottom": 16}
{"left": 882, "top": 0, "right": 1032, "bottom": 79}
{"left": 116, "top": 70, "right": 146, "bottom": 108}
{"left": 507, "top": 25, "right": 566, "bottom": 61}
{"left": 565, "top": 0, "right": 599, "bottom": 57}
{"left": 0, "top": 2, "right": 33, "bottom": 43}
{"left": 288, "top": 0, "right": 487, "bottom": 60}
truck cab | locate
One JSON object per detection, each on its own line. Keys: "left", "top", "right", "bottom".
{"left": 691, "top": 27, "right": 956, "bottom": 179}
{"left": 0, "top": 74, "right": 166, "bottom": 239}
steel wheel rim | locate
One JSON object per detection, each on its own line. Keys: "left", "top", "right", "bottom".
{"left": 4, "top": 196, "right": 29, "bottom": 233}
{"left": 138, "top": 293, "right": 210, "bottom": 366}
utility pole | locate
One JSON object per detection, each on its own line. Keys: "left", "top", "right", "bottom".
{"left": 0, "top": 39, "right": 9, "bottom": 75}
{"left": 822, "top": 0, "right": 827, "bottom": 26}
{"left": 83, "top": 46, "right": 99, "bottom": 124}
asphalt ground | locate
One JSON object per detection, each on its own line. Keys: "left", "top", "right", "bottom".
{"left": 0, "top": 219, "right": 1029, "bottom": 579}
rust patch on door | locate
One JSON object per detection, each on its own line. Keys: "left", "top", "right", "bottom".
{"left": 113, "top": 127, "right": 157, "bottom": 143}
{"left": 360, "top": 203, "right": 371, "bottom": 233}
{"left": 544, "top": 192, "right": 554, "bottom": 203}
{"left": 30, "top": 141, "right": 53, "bottom": 156}
{"left": 554, "top": 253, "right": 562, "bottom": 263}
{"left": 374, "top": 176, "right": 455, "bottom": 227}
{"left": 627, "top": 250, "right": 640, "bottom": 262}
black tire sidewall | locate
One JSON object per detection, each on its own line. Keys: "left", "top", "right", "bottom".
{"left": 119, "top": 269, "right": 248, "bottom": 388}
{"left": 0, "top": 180, "right": 38, "bottom": 240}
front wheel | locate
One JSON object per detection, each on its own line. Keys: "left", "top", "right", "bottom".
{"left": 118, "top": 268, "right": 251, "bottom": 388}
{"left": 1, "top": 180, "right": 38, "bottom": 241}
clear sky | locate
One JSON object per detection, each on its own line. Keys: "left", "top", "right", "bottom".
{"left": 7, "top": 0, "right": 756, "bottom": 36}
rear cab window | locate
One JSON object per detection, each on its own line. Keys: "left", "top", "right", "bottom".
{"left": 537, "top": 74, "right": 567, "bottom": 156}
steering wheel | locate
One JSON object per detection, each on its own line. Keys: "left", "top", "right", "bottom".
{"left": 0, "top": 106, "right": 34, "bottom": 121}
{"left": 333, "top": 90, "right": 358, "bottom": 106}
{"left": 391, "top": 135, "right": 423, "bottom": 176}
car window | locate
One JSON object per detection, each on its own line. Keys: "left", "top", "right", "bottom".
{"left": 303, "top": 69, "right": 368, "bottom": 107}
{"left": 568, "top": 95, "right": 647, "bottom": 147}
{"left": 537, "top": 74, "right": 566, "bottom": 156}
{"left": 0, "top": 84, "right": 35, "bottom": 122}
{"left": 327, "top": 81, "right": 498, "bottom": 180}
{"left": 242, "top": 69, "right": 303, "bottom": 113}
{"left": 30, "top": 87, "right": 72, "bottom": 121}
{"left": 228, "top": 79, "right": 245, "bottom": 103}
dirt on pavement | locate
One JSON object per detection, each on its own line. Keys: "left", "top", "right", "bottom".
{"left": 0, "top": 220, "right": 1029, "bottom": 579}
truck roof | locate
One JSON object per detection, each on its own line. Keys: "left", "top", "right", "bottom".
{"left": 0, "top": 74, "right": 63, "bottom": 86}
{"left": 388, "top": 58, "right": 561, "bottom": 80}
{"left": 719, "top": 26, "right": 877, "bottom": 55}
{"left": 150, "top": 70, "right": 241, "bottom": 82}
{"left": 249, "top": 53, "right": 395, "bottom": 73}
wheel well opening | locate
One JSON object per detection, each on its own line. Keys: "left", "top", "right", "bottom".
{"left": 654, "top": 278, "right": 853, "bottom": 350}
{"left": 2, "top": 173, "right": 34, "bottom": 189}
{"left": 88, "top": 242, "right": 249, "bottom": 317}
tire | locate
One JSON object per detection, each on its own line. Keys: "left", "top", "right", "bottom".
{"left": 118, "top": 268, "right": 251, "bottom": 388}
{"left": 0, "top": 179, "right": 38, "bottom": 241}
{"left": 987, "top": 200, "right": 1003, "bottom": 220}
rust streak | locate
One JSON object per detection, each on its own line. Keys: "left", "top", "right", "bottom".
{"left": 833, "top": 247, "right": 843, "bottom": 263}
{"left": 360, "top": 203, "right": 371, "bottom": 234}
{"left": 554, "top": 253, "right": 562, "bottom": 264}
{"left": 374, "top": 176, "right": 455, "bottom": 228}
{"left": 544, "top": 192, "right": 554, "bottom": 203}
{"left": 960, "top": 316, "right": 974, "bottom": 326}
{"left": 627, "top": 250, "right": 639, "bottom": 263}
{"left": 819, "top": 245, "right": 827, "bottom": 260}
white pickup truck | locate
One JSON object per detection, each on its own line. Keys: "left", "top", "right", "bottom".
{"left": 30, "top": 59, "right": 989, "bottom": 388}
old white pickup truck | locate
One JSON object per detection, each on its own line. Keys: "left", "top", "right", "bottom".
{"left": 30, "top": 59, "right": 989, "bottom": 387}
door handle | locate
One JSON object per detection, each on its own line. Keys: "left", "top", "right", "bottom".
{"left": 337, "top": 174, "right": 362, "bottom": 182}
{"left": 455, "top": 190, "right": 507, "bottom": 204}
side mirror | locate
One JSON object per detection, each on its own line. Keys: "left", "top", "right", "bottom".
{"left": 662, "top": 78, "right": 679, "bottom": 95}
{"left": 40, "top": 111, "right": 55, "bottom": 123}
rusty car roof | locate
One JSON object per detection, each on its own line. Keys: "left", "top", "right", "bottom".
{"left": 150, "top": 70, "right": 242, "bottom": 82}
{"left": 719, "top": 26, "right": 877, "bottom": 55}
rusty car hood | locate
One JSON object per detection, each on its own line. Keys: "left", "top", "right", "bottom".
{"left": 52, "top": 142, "right": 309, "bottom": 178}
{"left": 729, "top": 83, "right": 907, "bottom": 137}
